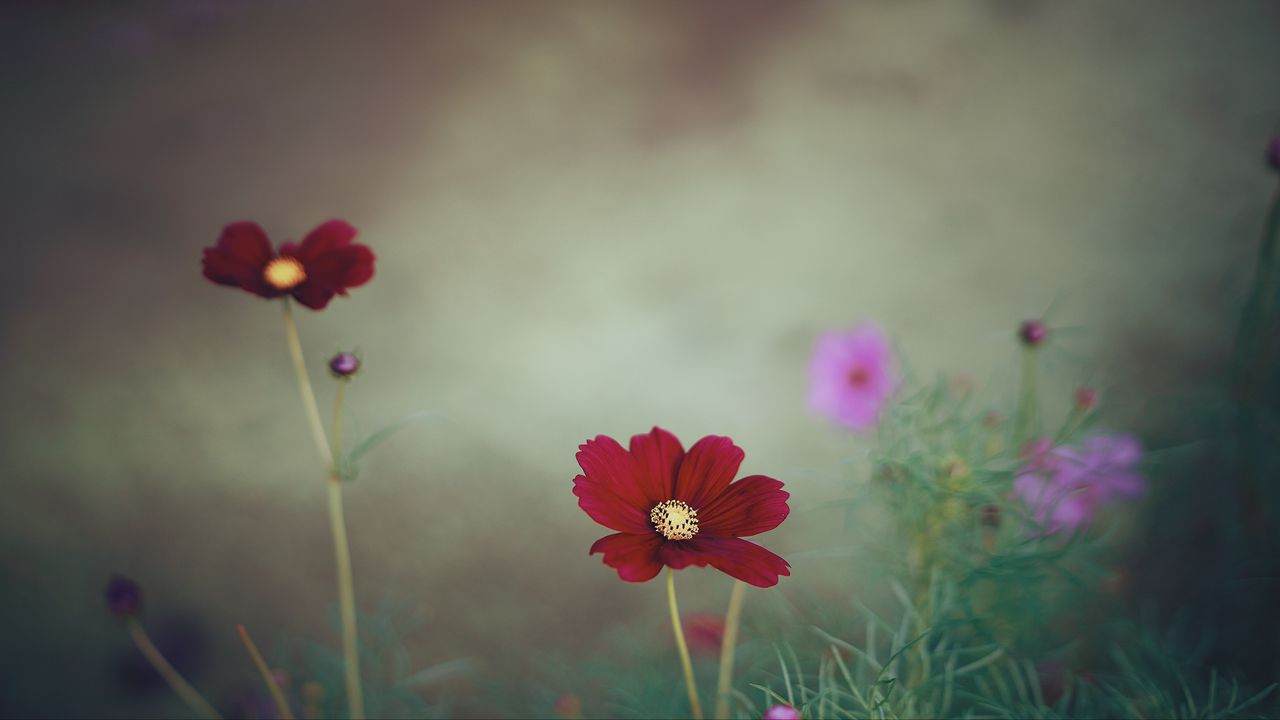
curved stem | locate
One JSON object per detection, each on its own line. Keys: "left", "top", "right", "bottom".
{"left": 714, "top": 580, "right": 747, "bottom": 720}
{"left": 667, "top": 569, "right": 704, "bottom": 720}
{"left": 126, "top": 618, "right": 221, "bottom": 719}
{"left": 236, "top": 624, "right": 295, "bottom": 720}
{"left": 281, "top": 299, "right": 332, "bottom": 466}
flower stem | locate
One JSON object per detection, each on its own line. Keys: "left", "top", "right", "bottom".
{"left": 332, "top": 380, "right": 347, "bottom": 471}
{"left": 1014, "top": 346, "right": 1038, "bottom": 446}
{"left": 126, "top": 618, "right": 221, "bottom": 719}
{"left": 236, "top": 624, "right": 295, "bottom": 720}
{"left": 281, "top": 299, "right": 332, "bottom": 465}
{"left": 1054, "top": 406, "right": 1085, "bottom": 444}
{"left": 280, "top": 298, "right": 364, "bottom": 720}
{"left": 667, "top": 569, "right": 704, "bottom": 720}
{"left": 713, "top": 580, "right": 746, "bottom": 720}
{"left": 328, "top": 475, "right": 363, "bottom": 720}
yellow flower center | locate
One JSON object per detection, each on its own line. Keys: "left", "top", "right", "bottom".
{"left": 263, "top": 256, "right": 307, "bottom": 290}
{"left": 650, "top": 500, "right": 699, "bottom": 540}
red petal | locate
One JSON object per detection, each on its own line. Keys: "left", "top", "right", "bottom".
{"left": 573, "top": 474, "right": 650, "bottom": 534}
{"left": 294, "top": 219, "right": 358, "bottom": 263}
{"left": 304, "top": 244, "right": 376, "bottom": 291}
{"left": 699, "top": 475, "right": 790, "bottom": 538}
{"left": 660, "top": 537, "right": 790, "bottom": 588}
{"left": 628, "top": 427, "right": 684, "bottom": 503}
{"left": 576, "top": 435, "right": 654, "bottom": 515}
{"left": 589, "top": 532, "right": 663, "bottom": 583}
{"left": 674, "top": 435, "right": 743, "bottom": 509}
{"left": 201, "top": 221, "right": 276, "bottom": 296}
{"left": 291, "top": 282, "right": 337, "bottom": 310}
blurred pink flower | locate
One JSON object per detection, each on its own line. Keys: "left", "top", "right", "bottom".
{"left": 681, "top": 613, "right": 726, "bottom": 657}
{"left": 763, "top": 704, "right": 802, "bottom": 720}
{"left": 1013, "top": 434, "right": 1144, "bottom": 534}
{"left": 808, "top": 323, "right": 897, "bottom": 431}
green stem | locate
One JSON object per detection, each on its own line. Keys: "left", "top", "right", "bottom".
{"left": 667, "top": 569, "right": 704, "bottom": 720}
{"left": 714, "top": 580, "right": 746, "bottom": 720}
{"left": 236, "top": 624, "right": 295, "bottom": 720}
{"left": 1014, "top": 346, "right": 1038, "bottom": 446}
{"left": 332, "top": 380, "right": 347, "bottom": 471}
{"left": 328, "top": 476, "right": 363, "bottom": 720}
{"left": 1055, "top": 405, "right": 1086, "bottom": 444}
{"left": 281, "top": 299, "right": 332, "bottom": 465}
{"left": 280, "top": 298, "right": 364, "bottom": 720}
{"left": 127, "top": 618, "right": 221, "bottom": 719}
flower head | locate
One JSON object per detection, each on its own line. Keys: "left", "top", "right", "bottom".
{"left": 574, "top": 427, "right": 791, "bottom": 588}
{"left": 1013, "top": 434, "right": 1144, "bottom": 534}
{"left": 329, "top": 351, "right": 360, "bottom": 378}
{"left": 1018, "top": 319, "right": 1048, "bottom": 347}
{"left": 808, "top": 323, "right": 897, "bottom": 431}
{"left": 105, "top": 574, "right": 141, "bottom": 618}
{"left": 763, "top": 705, "right": 803, "bottom": 720}
{"left": 201, "top": 220, "right": 375, "bottom": 310}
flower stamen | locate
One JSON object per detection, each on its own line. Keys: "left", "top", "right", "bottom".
{"left": 651, "top": 500, "right": 699, "bottom": 541}
{"left": 264, "top": 256, "right": 307, "bottom": 290}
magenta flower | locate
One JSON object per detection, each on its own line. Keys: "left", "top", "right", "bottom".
{"left": 764, "top": 705, "right": 803, "bottom": 720}
{"left": 1013, "top": 434, "right": 1144, "bottom": 534}
{"left": 808, "top": 323, "right": 897, "bottom": 431}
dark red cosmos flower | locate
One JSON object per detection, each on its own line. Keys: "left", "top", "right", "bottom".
{"left": 574, "top": 427, "right": 790, "bottom": 588}
{"left": 201, "top": 220, "right": 375, "bottom": 310}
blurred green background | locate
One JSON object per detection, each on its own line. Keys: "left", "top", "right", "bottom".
{"left": 1, "top": 1, "right": 1278, "bottom": 717}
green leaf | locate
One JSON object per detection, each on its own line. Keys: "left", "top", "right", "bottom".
{"left": 341, "top": 410, "right": 443, "bottom": 480}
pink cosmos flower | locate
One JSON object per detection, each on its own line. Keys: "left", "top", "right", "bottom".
{"left": 1013, "top": 434, "right": 1144, "bottom": 534}
{"left": 764, "top": 705, "right": 803, "bottom": 720}
{"left": 808, "top": 323, "right": 897, "bottom": 430}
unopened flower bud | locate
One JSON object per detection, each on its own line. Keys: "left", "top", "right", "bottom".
{"left": 1074, "top": 386, "right": 1098, "bottom": 411}
{"left": 553, "top": 694, "right": 584, "bottom": 720}
{"left": 980, "top": 504, "right": 1001, "bottom": 528}
{"left": 328, "top": 351, "right": 360, "bottom": 378}
{"left": 1018, "top": 320, "right": 1048, "bottom": 348}
{"left": 105, "top": 574, "right": 142, "bottom": 618}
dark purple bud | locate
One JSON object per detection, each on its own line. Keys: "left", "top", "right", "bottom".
{"left": 980, "top": 504, "right": 1001, "bottom": 528}
{"left": 328, "top": 351, "right": 360, "bottom": 378}
{"left": 1018, "top": 320, "right": 1048, "bottom": 348}
{"left": 763, "top": 705, "right": 803, "bottom": 720}
{"left": 1267, "top": 135, "right": 1280, "bottom": 171}
{"left": 106, "top": 574, "right": 141, "bottom": 618}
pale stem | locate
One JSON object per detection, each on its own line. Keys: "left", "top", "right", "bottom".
{"left": 328, "top": 475, "right": 363, "bottom": 720}
{"left": 1014, "top": 346, "right": 1038, "bottom": 446}
{"left": 126, "top": 618, "right": 221, "bottom": 719}
{"left": 280, "top": 298, "right": 364, "bottom": 720}
{"left": 281, "top": 299, "right": 332, "bottom": 466}
{"left": 236, "top": 624, "right": 295, "bottom": 720}
{"left": 667, "top": 568, "right": 704, "bottom": 720}
{"left": 714, "top": 580, "right": 747, "bottom": 720}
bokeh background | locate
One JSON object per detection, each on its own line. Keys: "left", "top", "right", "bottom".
{"left": 2, "top": 1, "right": 1278, "bottom": 717}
